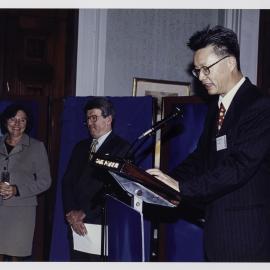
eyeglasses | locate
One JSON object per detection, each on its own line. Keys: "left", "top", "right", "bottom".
{"left": 192, "top": 55, "right": 230, "bottom": 78}
{"left": 86, "top": 115, "right": 103, "bottom": 123}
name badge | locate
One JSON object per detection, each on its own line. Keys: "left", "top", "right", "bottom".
{"left": 216, "top": 135, "right": 227, "bottom": 151}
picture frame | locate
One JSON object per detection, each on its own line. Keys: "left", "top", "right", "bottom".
{"left": 132, "top": 77, "right": 191, "bottom": 168}
{"left": 132, "top": 77, "right": 191, "bottom": 114}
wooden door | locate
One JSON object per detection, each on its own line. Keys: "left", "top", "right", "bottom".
{"left": 0, "top": 9, "right": 77, "bottom": 97}
{"left": 0, "top": 9, "right": 78, "bottom": 261}
{"left": 258, "top": 10, "right": 270, "bottom": 95}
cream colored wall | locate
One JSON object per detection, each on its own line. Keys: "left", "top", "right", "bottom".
{"left": 75, "top": 9, "right": 260, "bottom": 97}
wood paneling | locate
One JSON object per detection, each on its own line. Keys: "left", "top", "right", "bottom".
{"left": 258, "top": 10, "right": 270, "bottom": 95}
{"left": 0, "top": 9, "right": 78, "bottom": 261}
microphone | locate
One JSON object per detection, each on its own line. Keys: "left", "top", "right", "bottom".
{"left": 124, "top": 106, "right": 182, "bottom": 160}
{"left": 138, "top": 106, "right": 182, "bottom": 140}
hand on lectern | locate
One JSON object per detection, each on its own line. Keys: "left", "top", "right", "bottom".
{"left": 146, "top": 168, "right": 180, "bottom": 192}
{"left": 66, "top": 210, "right": 87, "bottom": 236}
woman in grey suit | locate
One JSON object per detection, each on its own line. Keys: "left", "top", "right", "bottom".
{"left": 0, "top": 104, "right": 51, "bottom": 261}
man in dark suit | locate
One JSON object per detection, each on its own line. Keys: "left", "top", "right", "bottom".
{"left": 62, "top": 97, "right": 131, "bottom": 261}
{"left": 147, "top": 25, "right": 270, "bottom": 261}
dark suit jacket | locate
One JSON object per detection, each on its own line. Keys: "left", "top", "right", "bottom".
{"left": 172, "top": 78, "right": 270, "bottom": 261}
{"left": 62, "top": 132, "right": 131, "bottom": 224}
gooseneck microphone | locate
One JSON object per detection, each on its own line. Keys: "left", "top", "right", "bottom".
{"left": 137, "top": 106, "right": 182, "bottom": 140}
{"left": 124, "top": 106, "right": 183, "bottom": 159}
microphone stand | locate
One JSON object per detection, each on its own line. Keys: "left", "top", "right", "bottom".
{"left": 124, "top": 106, "right": 182, "bottom": 161}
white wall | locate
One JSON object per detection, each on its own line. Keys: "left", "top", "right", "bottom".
{"left": 224, "top": 9, "right": 260, "bottom": 85}
{"left": 104, "top": 9, "right": 220, "bottom": 96}
{"left": 75, "top": 9, "right": 260, "bottom": 96}
{"left": 76, "top": 9, "right": 107, "bottom": 96}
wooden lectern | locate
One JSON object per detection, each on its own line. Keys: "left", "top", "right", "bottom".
{"left": 92, "top": 154, "right": 180, "bottom": 208}
{"left": 92, "top": 154, "right": 181, "bottom": 261}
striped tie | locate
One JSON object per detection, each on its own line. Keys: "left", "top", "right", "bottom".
{"left": 217, "top": 102, "right": 226, "bottom": 131}
{"left": 89, "top": 139, "right": 98, "bottom": 161}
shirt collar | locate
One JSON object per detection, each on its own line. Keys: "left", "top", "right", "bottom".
{"left": 95, "top": 130, "right": 112, "bottom": 151}
{"left": 2, "top": 133, "right": 30, "bottom": 146}
{"left": 218, "top": 77, "right": 246, "bottom": 112}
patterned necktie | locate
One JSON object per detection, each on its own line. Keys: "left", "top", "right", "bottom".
{"left": 217, "top": 102, "right": 226, "bottom": 131}
{"left": 89, "top": 139, "right": 98, "bottom": 161}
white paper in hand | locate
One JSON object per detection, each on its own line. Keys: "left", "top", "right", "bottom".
{"left": 72, "top": 223, "right": 107, "bottom": 255}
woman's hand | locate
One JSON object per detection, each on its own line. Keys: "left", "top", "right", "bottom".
{"left": 0, "top": 182, "right": 17, "bottom": 200}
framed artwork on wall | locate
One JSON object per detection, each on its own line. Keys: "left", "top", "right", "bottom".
{"left": 132, "top": 77, "right": 191, "bottom": 168}
{"left": 132, "top": 77, "right": 191, "bottom": 115}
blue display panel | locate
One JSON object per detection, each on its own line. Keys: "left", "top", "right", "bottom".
{"left": 50, "top": 96, "right": 154, "bottom": 261}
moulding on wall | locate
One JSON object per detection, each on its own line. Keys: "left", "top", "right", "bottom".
{"left": 224, "top": 9, "right": 242, "bottom": 43}
{"left": 224, "top": 9, "right": 259, "bottom": 84}
{"left": 76, "top": 9, "right": 107, "bottom": 96}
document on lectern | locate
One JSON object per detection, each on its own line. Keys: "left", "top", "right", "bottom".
{"left": 72, "top": 223, "right": 108, "bottom": 255}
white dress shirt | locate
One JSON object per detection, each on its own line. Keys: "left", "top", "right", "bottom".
{"left": 218, "top": 77, "right": 246, "bottom": 113}
{"left": 95, "top": 130, "right": 112, "bottom": 152}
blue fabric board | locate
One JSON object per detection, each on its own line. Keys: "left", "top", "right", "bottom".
{"left": 49, "top": 96, "right": 154, "bottom": 261}
{"left": 163, "top": 103, "right": 208, "bottom": 261}
{"left": 164, "top": 219, "right": 204, "bottom": 261}
{"left": 106, "top": 195, "right": 145, "bottom": 261}
{"left": 167, "top": 103, "right": 208, "bottom": 171}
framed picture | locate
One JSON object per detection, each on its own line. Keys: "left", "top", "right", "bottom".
{"left": 132, "top": 77, "right": 190, "bottom": 114}
{"left": 132, "top": 77, "right": 191, "bottom": 168}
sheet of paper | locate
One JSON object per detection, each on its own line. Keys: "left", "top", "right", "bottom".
{"left": 72, "top": 223, "right": 107, "bottom": 255}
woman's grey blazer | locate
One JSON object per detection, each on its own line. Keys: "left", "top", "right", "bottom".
{"left": 0, "top": 133, "right": 51, "bottom": 206}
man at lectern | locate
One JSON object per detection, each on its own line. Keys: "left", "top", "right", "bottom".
{"left": 62, "top": 97, "right": 130, "bottom": 261}
{"left": 147, "top": 25, "right": 270, "bottom": 261}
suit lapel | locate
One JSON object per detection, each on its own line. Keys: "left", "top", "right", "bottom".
{"left": 0, "top": 138, "right": 7, "bottom": 156}
{"left": 218, "top": 78, "right": 255, "bottom": 134}
{"left": 9, "top": 134, "right": 30, "bottom": 156}
{"left": 206, "top": 100, "right": 220, "bottom": 167}
{"left": 0, "top": 133, "right": 29, "bottom": 156}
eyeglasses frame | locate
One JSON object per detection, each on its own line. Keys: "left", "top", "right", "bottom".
{"left": 86, "top": 115, "right": 104, "bottom": 123}
{"left": 192, "top": 55, "right": 230, "bottom": 78}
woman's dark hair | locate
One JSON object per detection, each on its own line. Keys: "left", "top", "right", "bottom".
{"left": 187, "top": 25, "right": 241, "bottom": 70}
{"left": 0, "top": 103, "right": 33, "bottom": 134}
